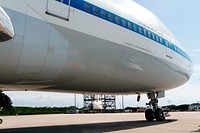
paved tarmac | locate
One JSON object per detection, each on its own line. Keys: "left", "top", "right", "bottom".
{"left": 0, "top": 112, "right": 199, "bottom": 133}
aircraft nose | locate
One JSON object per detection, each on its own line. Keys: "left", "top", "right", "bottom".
{"left": 0, "top": 7, "right": 14, "bottom": 42}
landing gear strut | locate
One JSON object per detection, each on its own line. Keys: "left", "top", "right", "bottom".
{"left": 145, "top": 91, "right": 166, "bottom": 121}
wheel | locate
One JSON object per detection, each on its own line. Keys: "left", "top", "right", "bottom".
{"left": 145, "top": 108, "right": 154, "bottom": 121}
{"left": 0, "top": 119, "right": 3, "bottom": 124}
{"left": 155, "top": 108, "right": 165, "bottom": 121}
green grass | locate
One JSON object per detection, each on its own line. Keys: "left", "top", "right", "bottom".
{"left": 0, "top": 106, "right": 79, "bottom": 116}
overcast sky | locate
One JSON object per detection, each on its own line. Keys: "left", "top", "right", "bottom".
{"left": 4, "top": 0, "right": 200, "bottom": 108}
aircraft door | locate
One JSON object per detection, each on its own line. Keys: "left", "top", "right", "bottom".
{"left": 46, "top": 0, "right": 71, "bottom": 21}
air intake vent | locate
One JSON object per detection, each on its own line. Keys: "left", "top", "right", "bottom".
{"left": 0, "top": 7, "right": 14, "bottom": 42}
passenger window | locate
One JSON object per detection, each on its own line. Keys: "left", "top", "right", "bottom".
{"left": 101, "top": 10, "right": 106, "bottom": 18}
{"left": 93, "top": 7, "right": 98, "bottom": 15}
{"left": 139, "top": 27, "right": 142, "bottom": 34}
{"left": 143, "top": 29, "right": 147, "bottom": 36}
{"left": 152, "top": 33, "right": 155, "bottom": 40}
{"left": 115, "top": 16, "right": 120, "bottom": 24}
{"left": 85, "top": 3, "right": 90, "bottom": 12}
{"left": 165, "top": 41, "right": 169, "bottom": 47}
{"left": 128, "top": 22, "right": 132, "bottom": 29}
{"left": 133, "top": 24, "right": 137, "bottom": 31}
{"left": 160, "top": 38, "right": 162, "bottom": 43}
{"left": 148, "top": 31, "right": 151, "bottom": 38}
{"left": 174, "top": 46, "right": 177, "bottom": 51}
{"left": 156, "top": 36, "right": 159, "bottom": 42}
{"left": 122, "top": 19, "right": 126, "bottom": 27}
{"left": 108, "top": 13, "right": 113, "bottom": 21}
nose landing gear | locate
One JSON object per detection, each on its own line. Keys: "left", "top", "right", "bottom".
{"left": 145, "top": 91, "right": 166, "bottom": 121}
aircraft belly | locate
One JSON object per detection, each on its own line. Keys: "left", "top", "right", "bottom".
{"left": 48, "top": 27, "right": 189, "bottom": 93}
{"left": 144, "top": 56, "right": 189, "bottom": 91}
{"left": 48, "top": 25, "right": 184, "bottom": 93}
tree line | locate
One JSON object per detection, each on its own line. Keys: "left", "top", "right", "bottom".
{"left": 0, "top": 106, "right": 79, "bottom": 116}
{"left": 0, "top": 91, "right": 80, "bottom": 116}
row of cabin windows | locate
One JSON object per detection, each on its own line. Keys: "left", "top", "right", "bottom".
{"left": 85, "top": 4, "right": 189, "bottom": 59}
{"left": 85, "top": 3, "right": 165, "bottom": 47}
{"left": 165, "top": 40, "right": 184, "bottom": 56}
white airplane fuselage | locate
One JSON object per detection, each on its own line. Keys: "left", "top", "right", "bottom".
{"left": 0, "top": 0, "right": 193, "bottom": 94}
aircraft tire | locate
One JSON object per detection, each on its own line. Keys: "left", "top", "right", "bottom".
{"left": 155, "top": 108, "right": 165, "bottom": 121}
{"left": 145, "top": 108, "right": 154, "bottom": 121}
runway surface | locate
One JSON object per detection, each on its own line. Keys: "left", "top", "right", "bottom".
{"left": 0, "top": 112, "right": 200, "bottom": 133}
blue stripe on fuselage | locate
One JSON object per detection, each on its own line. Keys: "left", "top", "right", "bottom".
{"left": 56, "top": 0, "right": 192, "bottom": 63}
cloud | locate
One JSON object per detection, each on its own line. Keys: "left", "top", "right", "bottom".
{"left": 163, "top": 83, "right": 200, "bottom": 104}
{"left": 193, "top": 65, "right": 200, "bottom": 75}
{"left": 5, "top": 91, "right": 83, "bottom": 107}
{"left": 194, "top": 49, "right": 200, "bottom": 52}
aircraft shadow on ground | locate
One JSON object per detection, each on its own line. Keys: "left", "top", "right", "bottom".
{"left": 0, "top": 119, "right": 177, "bottom": 133}
{"left": 193, "top": 126, "right": 200, "bottom": 132}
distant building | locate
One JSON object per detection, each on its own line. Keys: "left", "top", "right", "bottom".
{"left": 83, "top": 94, "right": 116, "bottom": 110}
{"left": 189, "top": 103, "right": 200, "bottom": 111}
